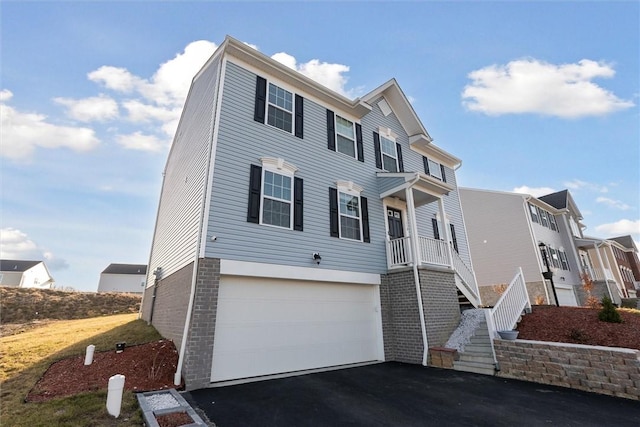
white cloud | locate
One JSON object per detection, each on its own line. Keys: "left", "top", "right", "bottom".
{"left": 116, "top": 132, "right": 166, "bottom": 152}
{"left": 1, "top": 95, "right": 100, "bottom": 161}
{"left": 0, "top": 228, "right": 69, "bottom": 270}
{"left": 88, "top": 66, "right": 140, "bottom": 92}
{"left": 54, "top": 94, "right": 119, "bottom": 122}
{"left": 596, "top": 197, "right": 632, "bottom": 210}
{"left": 595, "top": 219, "right": 640, "bottom": 236}
{"left": 512, "top": 185, "right": 556, "bottom": 198}
{"left": 462, "top": 58, "right": 634, "bottom": 118}
{"left": 0, "top": 89, "right": 13, "bottom": 102}
{"left": 271, "top": 52, "right": 353, "bottom": 97}
{"left": 563, "top": 179, "right": 608, "bottom": 193}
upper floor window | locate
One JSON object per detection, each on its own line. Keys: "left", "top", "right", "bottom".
{"left": 548, "top": 213, "right": 558, "bottom": 232}
{"left": 373, "top": 128, "right": 404, "bottom": 172}
{"left": 423, "top": 157, "right": 447, "bottom": 182}
{"left": 569, "top": 216, "right": 582, "bottom": 238}
{"left": 247, "top": 158, "right": 303, "bottom": 231}
{"left": 538, "top": 208, "right": 549, "bottom": 228}
{"left": 528, "top": 203, "right": 539, "bottom": 223}
{"left": 254, "top": 76, "right": 303, "bottom": 138}
{"left": 329, "top": 181, "right": 370, "bottom": 242}
{"left": 326, "top": 109, "right": 364, "bottom": 161}
{"left": 267, "top": 84, "right": 293, "bottom": 133}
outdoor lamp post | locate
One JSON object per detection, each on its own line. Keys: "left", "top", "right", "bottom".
{"left": 539, "top": 242, "right": 560, "bottom": 307}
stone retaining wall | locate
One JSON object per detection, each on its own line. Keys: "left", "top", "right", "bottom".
{"left": 494, "top": 339, "right": 640, "bottom": 400}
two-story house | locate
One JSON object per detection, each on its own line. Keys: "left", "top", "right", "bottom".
{"left": 609, "top": 235, "right": 640, "bottom": 298}
{"left": 140, "top": 36, "right": 479, "bottom": 390}
{"left": 460, "top": 188, "right": 623, "bottom": 307}
{"left": 97, "top": 263, "right": 147, "bottom": 294}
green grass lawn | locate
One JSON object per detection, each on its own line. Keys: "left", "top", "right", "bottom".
{"left": 1, "top": 313, "right": 162, "bottom": 426}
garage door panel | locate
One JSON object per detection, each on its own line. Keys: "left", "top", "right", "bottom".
{"left": 211, "top": 276, "right": 381, "bottom": 382}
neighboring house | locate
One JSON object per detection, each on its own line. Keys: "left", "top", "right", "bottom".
{"left": 97, "top": 264, "right": 147, "bottom": 293}
{"left": 141, "top": 36, "right": 479, "bottom": 390}
{"left": 605, "top": 235, "right": 640, "bottom": 299}
{"left": 0, "top": 260, "right": 55, "bottom": 289}
{"left": 539, "top": 191, "right": 624, "bottom": 305}
{"left": 460, "top": 188, "right": 624, "bottom": 307}
{"left": 460, "top": 188, "right": 588, "bottom": 307}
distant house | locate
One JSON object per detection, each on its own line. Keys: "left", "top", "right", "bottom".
{"left": 607, "top": 235, "right": 640, "bottom": 298}
{"left": 0, "top": 260, "right": 55, "bottom": 289}
{"left": 97, "top": 264, "right": 147, "bottom": 294}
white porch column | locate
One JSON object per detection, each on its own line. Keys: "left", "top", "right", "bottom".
{"left": 405, "top": 187, "right": 421, "bottom": 266}
{"left": 438, "top": 198, "right": 454, "bottom": 268}
{"left": 594, "top": 242, "right": 614, "bottom": 300}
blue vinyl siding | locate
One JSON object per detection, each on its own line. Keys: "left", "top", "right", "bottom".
{"left": 146, "top": 57, "right": 221, "bottom": 283}
{"left": 200, "top": 60, "right": 471, "bottom": 273}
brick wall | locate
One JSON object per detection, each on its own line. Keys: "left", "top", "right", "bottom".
{"left": 495, "top": 339, "right": 640, "bottom": 400}
{"left": 480, "top": 280, "right": 548, "bottom": 306}
{"left": 381, "top": 269, "right": 424, "bottom": 364}
{"left": 182, "top": 258, "right": 220, "bottom": 390}
{"left": 143, "top": 262, "right": 193, "bottom": 349}
{"left": 420, "top": 268, "right": 459, "bottom": 348}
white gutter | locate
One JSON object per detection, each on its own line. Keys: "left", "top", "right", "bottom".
{"left": 174, "top": 54, "right": 226, "bottom": 387}
{"left": 405, "top": 173, "right": 429, "bottom": 365}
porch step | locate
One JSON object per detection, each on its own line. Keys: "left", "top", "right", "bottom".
{"left": 453, "top": 318, "right": 496, "bottom": 376}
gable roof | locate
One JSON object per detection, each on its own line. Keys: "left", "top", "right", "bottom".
{"left": 539, "top": 189, "right": 583, "bottom": 220}
{"left": 609, "top": 235, "right": 638, "bottom": 252}
{"left": 101, "top": 264, "right": 147, "bottom": 275}
{"left": 0, "top": 260, "right": 41, "bottom": 272}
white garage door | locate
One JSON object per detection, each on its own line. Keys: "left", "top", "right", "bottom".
{"left": 556, "top": 286, "right": 578, "bottom": 306}
{"left": 211, "top": 276, "right": 382, "bottom": 382}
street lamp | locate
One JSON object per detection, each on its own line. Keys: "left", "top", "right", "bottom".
{"left": 539, "top": 242, "right": 560, "bottom": 307}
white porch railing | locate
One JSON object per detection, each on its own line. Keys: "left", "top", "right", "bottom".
{"left": 487, "top": 268, "right": 530, "bottom": 337}
{"left": 387, "top": 236, "right": 412, "bottom": 266}
{"left": 386, "top": 236, "right": 480, "bottom": 306}
{"left": 417, "top": 236, "right": 449, "bottom": 267}
{"left": 584, "top": 267, "right": 615, "bottom": 282}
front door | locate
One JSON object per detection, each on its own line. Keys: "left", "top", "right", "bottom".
{"left": 387, "top": 208, "right": 404, "bottom": 239}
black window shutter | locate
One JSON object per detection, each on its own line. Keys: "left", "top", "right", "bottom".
{"left": 247, "top": 165, "right": 262, "bottom": 223}
{"left": 326, "top": 109, "right": 336, "bottom": 151}
{"left": 294, "top": 95, "right": 304, "bottom": 139}
{"left": 254, "top": 76, "right": 267, "bottom": 123}
{"left": 355, "top": 123, "right": 364, "bottom": 162}
{"left": 361, "top": 196, "right": 370, "bottom": 243}
{"left": 432, "top": 218, "right": 440, "bottom": 240}
{"left": 396, "top": 143, "right": 404, "bottom": 172}
{"left": 329, "top": 187, "right": 339, "bottom": 237}
{"left": 450, "top": 224, "right": 458, "bottom": 253}
{"left": 440, "top": 164, "right": 447, "bottom": 182}
{"left": 294, "top": 177, "right": 303, "bottom": 231}
{"left": 373, "top": 132, "right": 382, "bottom": 169}
{"left": 423, "top": 156, "right": 430, "bottom": 175}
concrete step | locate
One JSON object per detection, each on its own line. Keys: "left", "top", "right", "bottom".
{"left": 464, "top": 344, "right": 492, "bottom": 353}
{"left": 453, "top": 360, "right": 496, "bottom": 376}
{"left": 458, "top": 353, "right": 495, "bottom": 364}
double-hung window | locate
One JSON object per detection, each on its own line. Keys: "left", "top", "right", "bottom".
{"left": 254, "top": 76, "right": 304, "bottom": 138}
{"left": 335, "top": 115, "right": 356, "bottom": 157}
{"left": 326, "top": 109, "right": 364, "bottom": 161}
{"left": 267, "top": 83, "right": 293, "bottom": 133}
{"left": 528, "top": 203, "right": 539, "bottom": 223}
{"left": 422, "top": 157, "right": 447, "bottom": 182}
{"left": 538, "top": 208, "right": 550, "bottom": 228}
{"left": 548, "top": 213, "right": 558, "bottom": 232}
{"left": 373, "top": 128, "right": 404, "bottom": 172}
{"left": 247, "top": 158, "right": 303, "bottom": 231}
{"left": 329, "top": 181, "right": 370, "bottom": 242}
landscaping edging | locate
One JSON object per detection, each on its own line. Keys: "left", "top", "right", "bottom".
{"left": 494, "top": 339, "right": 640, "bottom": 400}
{"left": 137, "top": 388, "right": 206, "bottom": 426}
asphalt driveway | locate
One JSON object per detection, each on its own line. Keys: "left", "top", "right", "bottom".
{"left": 185, "top": 362, "right": 639, "bottom": 427}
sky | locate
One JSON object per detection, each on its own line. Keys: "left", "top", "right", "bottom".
{"left": 1, "top": 1, "right": 638, "bottom": 292}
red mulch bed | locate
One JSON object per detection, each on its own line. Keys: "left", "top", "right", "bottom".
{"left": 26, "top": 339, "right": 180, "bottom": 402}
{"left": 156, "top": 411, "right": 193, "bottom": 427}
{"left": 517, "top": 306, "right": 640, "bottom": 350}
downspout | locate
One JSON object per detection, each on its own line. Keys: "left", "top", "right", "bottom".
{"left": 174, "top": 54, "right": 225, "bottom": 387}
{"left": 405, "top": 173, "right": 429, "bottom": 366}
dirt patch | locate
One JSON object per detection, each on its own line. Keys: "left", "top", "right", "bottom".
{"left": 517, "top": 306, "right": 640, "bottom": 350}
{"left": 26, "top": 339, "right": 180, "bottom": 402}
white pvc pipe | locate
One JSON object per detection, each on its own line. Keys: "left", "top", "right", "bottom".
{"left": 84, "top": 345, "right": 95, "bottom": 366}
{"left": 106, "top": 374, "right": 125, "bottom": 418}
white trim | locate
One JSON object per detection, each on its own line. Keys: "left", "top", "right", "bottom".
{"left": 219, "top": 259, "right": 381, "bottom": 285}
{"left": 336, "top": 180, "right": 364, "bottom": 194}
{"left": 373, "top": 284, "right": 386, "bottom": 361}
{"left": 377, "top": 126, "right": 398, "bottom": 140}
{"left": 260, "top": 156, "right": 298, "bottom": 174}
{"left": 378, "top": 99, "right": 392, "bottom": 116}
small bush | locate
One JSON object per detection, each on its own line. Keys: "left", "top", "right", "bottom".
{"left": 568, "top": 328, "right": 589, "bottom": 343}
{"left": 598, "top": 295, "right": 622, "bottom": 323}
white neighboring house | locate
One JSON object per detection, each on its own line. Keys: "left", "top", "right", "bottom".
{"left": 97, "top": 264, "right": 147, "bottom": 294}
{"left": 0, "top": 260, "right": 55, "bottom": 289}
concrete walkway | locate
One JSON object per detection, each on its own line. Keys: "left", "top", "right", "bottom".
{"left": 185, "top": 362, "right": 640, "bottom": 427}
